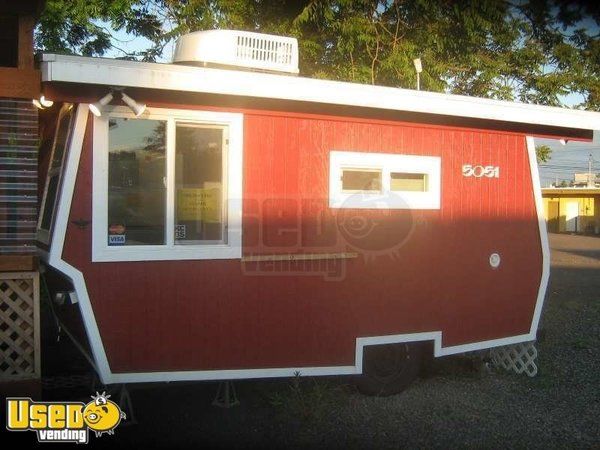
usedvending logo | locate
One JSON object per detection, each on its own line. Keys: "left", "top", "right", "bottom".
{"left": 6, "top": 392, "right": 126, "bottom": 444}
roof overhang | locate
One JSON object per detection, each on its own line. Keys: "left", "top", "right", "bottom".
{"left": 40, "top": 54, "right": 600, "bottom": 140}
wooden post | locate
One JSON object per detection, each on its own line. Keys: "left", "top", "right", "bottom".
{"left": 18, "top": 15, "right": 35, "bottom": 69}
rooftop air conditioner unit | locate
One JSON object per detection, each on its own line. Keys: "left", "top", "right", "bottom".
{"left": 173, "top": 30, "right": 299, "bottom": 75}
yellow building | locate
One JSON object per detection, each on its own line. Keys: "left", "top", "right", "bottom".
{"left": 542, "top": 188, "right": 600, "bottom": 234}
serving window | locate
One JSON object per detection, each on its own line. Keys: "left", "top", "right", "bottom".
{"left": 93, "top": 107, "right": 242, "bottom": 262}
{"left": 329, "top": 151, "right": 441, "bottom": 209}
{"left": 174, "top": 123, "right": 226, "bottom": 244}
{"left": 108, "top": 117, "right": 167, "bottom": 246}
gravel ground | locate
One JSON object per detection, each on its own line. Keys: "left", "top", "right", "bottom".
{"left": 9, "top": 233, "right": 600, "bottom": 449}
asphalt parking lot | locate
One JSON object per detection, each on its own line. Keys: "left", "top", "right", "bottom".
{"left": 7, "top": 233, "right": 600, "bottom": 449}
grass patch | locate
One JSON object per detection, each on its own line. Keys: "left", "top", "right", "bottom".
{"left": 265, "top": 373, "right": 347, "bottom": 422}
{"left": 569, "top": 337, "right": 597, "bottom": 350}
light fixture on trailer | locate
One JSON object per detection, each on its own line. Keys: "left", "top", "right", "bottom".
{"left": 32, "top": 95, "right": 54, "bottom": 110}
{"left": 89, "top": 92, "right": 114, "bottom": 117}
{"left": 89, "top": 91, "right": 145, "bottom": 117}
{"left": 121, "top": 92, "right": 146, "bottom": 117}
{"left": 40, "top": 96, "right": 54, "bottom": 107}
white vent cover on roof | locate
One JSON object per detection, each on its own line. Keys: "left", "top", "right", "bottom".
{"left": 173, "top": 30, "right": 299, "bottom": 75}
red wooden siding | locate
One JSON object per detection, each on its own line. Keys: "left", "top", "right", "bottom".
{"left": 61, "top": 108, "right": 542, "bottom": 373}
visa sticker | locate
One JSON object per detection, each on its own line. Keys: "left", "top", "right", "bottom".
{"left": 108, "top": 235, "right": 126, "bottom": 245}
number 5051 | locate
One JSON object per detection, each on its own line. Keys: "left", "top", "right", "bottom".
{"left": 462, "top": 164, "right": 500, "bottom": 178}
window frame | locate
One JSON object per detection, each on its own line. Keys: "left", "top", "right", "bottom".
{"left": 329, "top": 151, "right": 441, "bottom": 210}
{"left": 92, "top": 106, "right": 243, "bottom": 262}
{"left": 37, "top": 103, "right": 75, "bottom": 245}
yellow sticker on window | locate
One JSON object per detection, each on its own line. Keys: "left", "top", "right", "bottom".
{"left": 177, "top": 188, "right": 221, "bottom": 223}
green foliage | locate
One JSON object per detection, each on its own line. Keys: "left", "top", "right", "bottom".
{"left": 35, "top": 0, "right": 600, "bottom": 109}
{"left": 36, "top": 0, "right": 162, "bottom": 57}
{"left": 536, "top": 144, "right": 552, "bottom": 163}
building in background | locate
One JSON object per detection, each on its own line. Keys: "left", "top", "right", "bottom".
{"left": 572, "top": 172, "right": 600, "bottom": 188}
{"left": 542, "top": 187, "right": 600, "bottom": 234}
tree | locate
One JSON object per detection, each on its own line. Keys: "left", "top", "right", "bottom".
{"left": 535, "top": 144, "right": 552, "bottom": 163}
{"left": 35, "top": 0, "right": 600, "bottom": 110}
{"left": 35, "top": 0, "right": 163, "bottom": 58}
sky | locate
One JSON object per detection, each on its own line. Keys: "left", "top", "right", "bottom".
{"left": 536, "top": 133, "right": 600, "bottom": 187}
{"left": 102, "top": 22, "right": 599, "bottom": 187}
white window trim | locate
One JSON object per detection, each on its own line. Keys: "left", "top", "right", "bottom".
{"left": 329, "top": 151, "right": 441, "bottom": 210}
{"left": 92, "top": 106, "right": 243, "bottom": 262}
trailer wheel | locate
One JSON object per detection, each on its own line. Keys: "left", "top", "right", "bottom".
{"left": 356, "top": 343, "right": 422, "bottom": 396}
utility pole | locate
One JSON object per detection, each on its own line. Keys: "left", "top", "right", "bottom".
{"left": 588, "top": 154, "right": 594, "bottom": 188}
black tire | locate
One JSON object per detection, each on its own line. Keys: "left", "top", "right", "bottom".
{"left": 356, "top": 343, "right": 422, "bottom": 396}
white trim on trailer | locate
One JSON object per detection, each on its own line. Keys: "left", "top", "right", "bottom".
{"left": 48, "top": 103, "right": 550, "bottom": 384}
{"left": 48, "top": 105, "right": 113, "bottom": 380}
{"left": 109, "top": 331, "right": 538, "bottom": 383}
{"left": 526, "top": 136, "right": 551, "bottom": 334}
{"left": 40, "top": 53, "right": 600, "bottom": 135}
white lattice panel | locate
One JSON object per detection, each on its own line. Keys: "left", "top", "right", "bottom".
{"left": 491, "top": 341, "right": 538, "bottom": 377}
{"left": 0, "top": 272, "right": 40, "bottom": 380}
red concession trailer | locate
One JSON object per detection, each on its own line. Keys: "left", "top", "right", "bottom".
{"left": 36, "top": 31, "right": 599, "bottom": 392}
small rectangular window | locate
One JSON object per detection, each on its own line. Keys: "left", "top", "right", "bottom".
{"left": 107, "top": 118, "right": 166, "bottom": 246}
{"left": 40, "top": 175, "right": 59, "bottom": 231}
{"left": 329, "top": 151, "right": 441, "bottom": 210}
{"left": 51, "top": 109, "right": 73, "bottom": 169}
{"left": 38, "top": 103, "right": 74, "bottom": 243}
{"left": 175, "top": 123, "right": 225, "bottom": 244}
{"left": 341, "top": 169, "right": 382, "bottom": 192}
{"left": 390, "top": 172, "right": 428, "bottom": 192}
